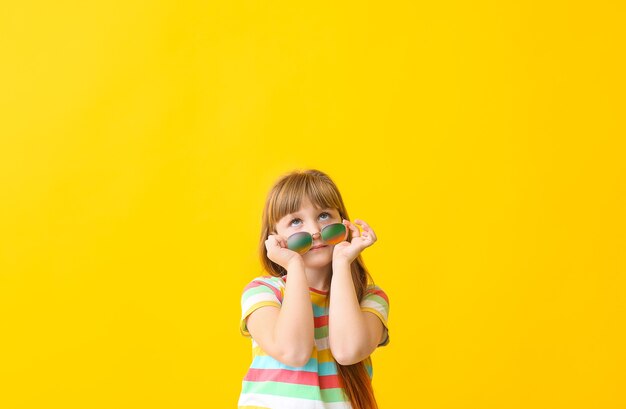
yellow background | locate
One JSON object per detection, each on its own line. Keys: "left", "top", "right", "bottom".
{"left": 1, "top": 1, "right": 624, "bottom": 408}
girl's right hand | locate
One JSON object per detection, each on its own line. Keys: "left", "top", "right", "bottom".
{"left": 265, "top": 234, "right": 304, "bottom": 270}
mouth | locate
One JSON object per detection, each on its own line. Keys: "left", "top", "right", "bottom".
{"left": 310, "top": 245, "right": 327, "bottom": 251}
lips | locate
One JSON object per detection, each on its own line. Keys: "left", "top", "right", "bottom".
{"left": 310, "top": 245, "right": 327, "bottom": 250}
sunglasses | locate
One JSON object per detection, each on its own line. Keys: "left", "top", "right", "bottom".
{"left": 286, "top": 223, "right": 348, "bottom": 254}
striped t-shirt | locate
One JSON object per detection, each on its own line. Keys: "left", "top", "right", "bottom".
{"left": 238, "top": 274, "right": 390, "bottom": 409}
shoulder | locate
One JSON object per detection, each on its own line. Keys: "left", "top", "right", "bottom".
{"left": 363, "top": 283, "right": 390, "bottom": 305}
{"left": 243, "top": 275, "right": 286, "bottom": 291}
{"left": 362, "top": 283, "right": 391, "bottom": 346}
{"left": 241, "top": 275, "right": 286, "bottom": 302}
{"left": 360, "top": 283, "right": 390, "bottom": 318}
{"left": 239, "top": 275, "right": 286, "bottom": 338}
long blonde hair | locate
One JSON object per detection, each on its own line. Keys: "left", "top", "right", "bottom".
{"left": 258, "top": 169, "right": 379, "bottom": 409}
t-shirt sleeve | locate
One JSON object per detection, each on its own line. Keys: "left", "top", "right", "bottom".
{"left": 240, "top": 277, "right": 283, "bottom": 338}
{"left": 360, "top": 284, "right": 390, "bottom": 347}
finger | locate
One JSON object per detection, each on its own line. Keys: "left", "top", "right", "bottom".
{"left": 363, "top": 227, "right": 376, "bottom": 242}
{"left": 343, "top": 219, "right": 360, "bottom": 238}
{"left": 354, "top": 219, "right": 376, "bottom": 241}
{"left": 273, "top": 235, "right": 286, "bottom": 248}
{"left": 354, "top": 219, "right": 370, "bottom": 229}
{"left": 267, "top": 235, "right": 284, "bottom": 248}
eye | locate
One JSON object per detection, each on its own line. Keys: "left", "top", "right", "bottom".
{"left": 288, "top": 212, "right": 331, "bottom": 227}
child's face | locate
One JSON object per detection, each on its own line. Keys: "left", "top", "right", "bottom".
{"left": 274, "top": 197, "right": 343, "bottom": 263}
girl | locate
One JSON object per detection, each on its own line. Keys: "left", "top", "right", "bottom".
{"left": 238, "top": 169, "right": 390, "bottom": 409}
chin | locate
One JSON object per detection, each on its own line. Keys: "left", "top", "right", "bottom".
{"left": 303, "top": 252, "right": 332, "bottom": 267}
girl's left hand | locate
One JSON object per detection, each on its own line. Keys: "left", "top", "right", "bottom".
{"left": 332, "top": 219, "right": 377, "bottom": 264}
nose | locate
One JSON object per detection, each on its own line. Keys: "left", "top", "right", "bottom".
{"left": 311, "top": 231, "right": 321, "bottom": 240}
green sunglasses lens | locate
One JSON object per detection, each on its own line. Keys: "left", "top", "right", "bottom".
{"left": 321, "top": 223, "right": 347, "bottom": 245}
{"left": 287, "top": 232, "right": 313, "bottom": 254}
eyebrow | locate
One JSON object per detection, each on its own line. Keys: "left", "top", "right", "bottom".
{"left": 285, "top": 208, "right": 335, "bottom": 218}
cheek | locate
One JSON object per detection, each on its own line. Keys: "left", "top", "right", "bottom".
{"left": 275, "top": 227, "right": 292, "bottom": 238}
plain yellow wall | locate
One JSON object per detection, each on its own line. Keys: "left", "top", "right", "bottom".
{"left": 1, "top": 1, "right": 624, "bottom": 408}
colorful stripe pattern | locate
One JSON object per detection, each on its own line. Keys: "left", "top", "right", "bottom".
{"left": 238, "top": 275, "right": 390, "bottom": 408}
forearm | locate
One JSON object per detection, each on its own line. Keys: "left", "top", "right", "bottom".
{"left": 274, "top": 260, "right": 314, "bottom": 364}
{"left": 328, "top": 260, "right": 369, "bottom": 363}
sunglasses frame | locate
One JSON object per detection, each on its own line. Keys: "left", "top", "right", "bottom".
{"left": 286, "top": 222, "right": 349, "bottom": 254}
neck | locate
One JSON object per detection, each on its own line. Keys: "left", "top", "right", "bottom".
{"left": 303, "top": 263, "right": 332, "bottom": 292}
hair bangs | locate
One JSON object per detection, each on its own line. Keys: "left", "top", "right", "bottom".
{"left": 268, "top": 172, "right": 344, "bottom": 228}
